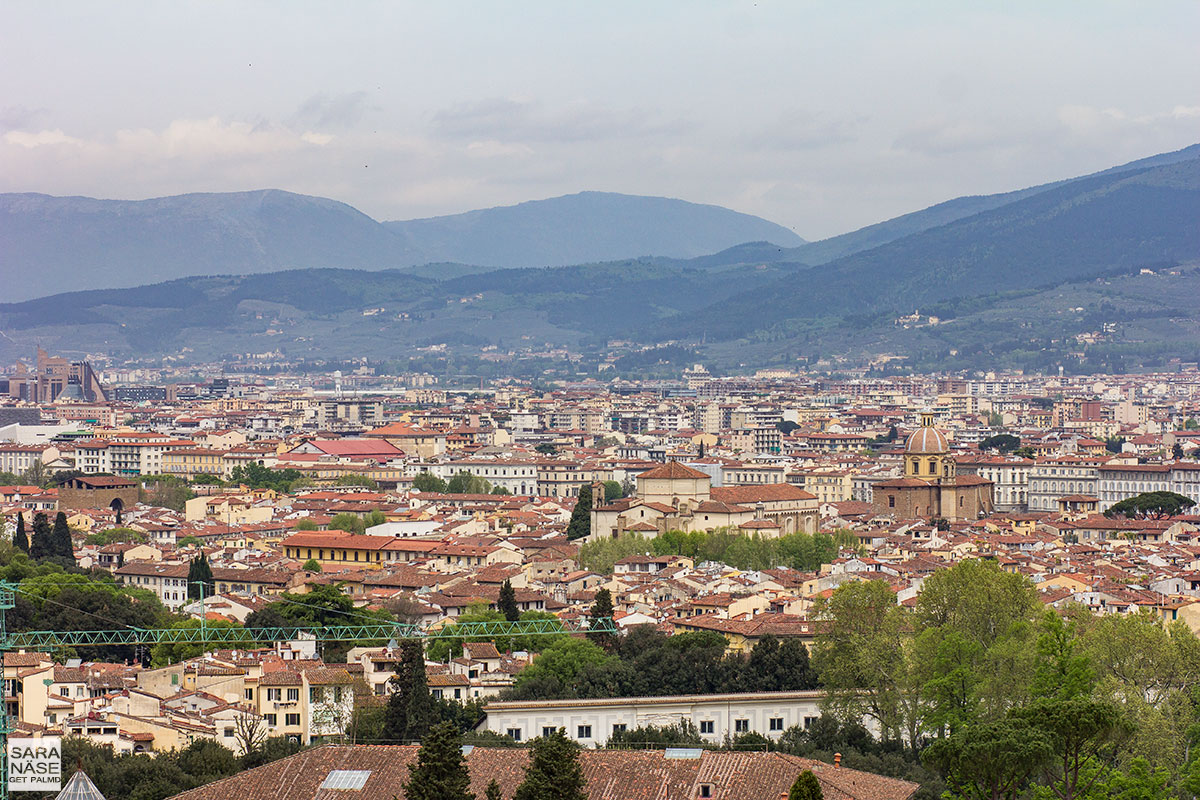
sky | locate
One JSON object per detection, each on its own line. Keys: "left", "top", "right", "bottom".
{"left": 2, "top": 1, "right": 1198, "bottom": 240}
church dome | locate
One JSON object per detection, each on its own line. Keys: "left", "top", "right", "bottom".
{"left": 905, "top": 412, "right": 949, "bottom": 454}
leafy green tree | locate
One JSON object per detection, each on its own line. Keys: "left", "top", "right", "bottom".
{"left": 812, "top": 580, "right": 925, "bottom": 748}
{"left": 334, "top": 474, "right": 379, "bottom": 489}
{"left": 293, "top": 519, "right": 319, "bottom": 531}
{"left": 602, "top": 480, "right": 623, "bottom": 501}
{"left": 979, "top": 434, "right": 1021, "bottom": 453}
{"left": 151, "top": 619, "right": 251, "bottom": 666}
{"left": 187, "top": 553, "right": 215, "bottom": 600}
{"left": 566, "top": 484, "right": 593, "bottom": 540}
{"left": 382, "top": 640, "right": 436, "bottom": 743}
{"left": 85, "top": 527, "right": 147, "bottom": 546}
{"left": 534, "top": 443, "right": 558, "bottom": 456}
{"left": 177, "top": 535, "right": 203, "bottom": 547}
{"left": 329, "top": 512, "right": 366, "bottom": 533}
{"left": 447, "top": 471, "right": 492, "bottom": 494}
{"left": 485, "top": 779, "right": 504, "bottom": 800}
{"left": 922, "top": 717, "right": 1053, "bottom": 800}
{"left": 13, "top": 513, "right": 28, "bottom": 554}
{"left": 363, "top": 509, "right": 387, "bottom": 528}
{"left": 513, "top": 637, "right": 610, "bottom": 692}
{"left": 498, "top": 579, "right": 520, "bottom": 622}
{"left": 404, "top": 721, "right": 475, "bottom": 800}
{"left": 413, "top": 472, "right": 448, "bottom": 493}
{"left": 513, "top": 728, "right": 587, "bottom": 800}
{"left": 1103, "top": 491, "right": 1195, "bottom": 519}
{"left": 491, "top": 485, "right": 511, "bottom": 495}
{"left": 788, "top": 769, "right": 823, "bottom": 800}
{"left": 239, "top": 735, "right": 304, "bottom": 769}
{"left": 302, "top": 558, "right": 322, "bottom": 572}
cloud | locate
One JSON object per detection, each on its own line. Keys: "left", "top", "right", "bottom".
{"left": 432, "top": 97, "right": 690, "bottom": 143}
{"left": 291, "top": 92, "right": 373, "bottom": 130}
{"left": 4, "top": 129, "right": 84, "bottom": 148}
{"left": 892, "top": 117, "right": 1019, "bottom": 156}
{"left": 745, "top": 109, "right": 867, "bottom": 151}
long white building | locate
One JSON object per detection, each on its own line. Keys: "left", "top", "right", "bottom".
{"left": 484, "top": 690, "right": 862, "bottom": 747}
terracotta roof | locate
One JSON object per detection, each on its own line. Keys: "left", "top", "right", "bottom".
{"left": 637, "top": 462, "right": 710, "bottom": 481}
{"left": 710, "top": 484, "right": 816, "bottom": 503}
{"left": 164, "top": 744, "right": 918, "bottom": 800}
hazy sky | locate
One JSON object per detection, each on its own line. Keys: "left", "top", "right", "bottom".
{"left": 2, "top": 1, "right": 1197, "bottom": 239}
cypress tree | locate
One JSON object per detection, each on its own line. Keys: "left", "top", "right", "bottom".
{"left": 498, "top": 579, "right": 520, "bottom": 622}
{"left": 29, "top": 512, "right": 51, "bottom": 561}
{"left": 187, "top": 553, "right": 215, "bottom": 600}
{"left": 381, "top": 640, "right": 435, "bottom": 743}
{"left": 51, "top": 511, "right": 75, "bottom": 564}
{"left": 565, "top": 485, "right": 592, "bottom": 541}
{"left": 13, "top": 513, "right": 28, "bottom": 554}
{"left": 587, "top": 588, "right": 615, "bottom": 650}
{"left": 513, "top": 729, "right": 587, "bottom": 800}
{"left": 485, "top": 780, "right": 503, "bottom": 800}
{"left": 788, "top": 770, "right": 823, "bottom": 800}
{"left": 403, "top": 721, "right": 475, "bottom": 800}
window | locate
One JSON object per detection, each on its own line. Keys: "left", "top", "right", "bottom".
{"left": 285, "top": 713, "right": 300, "bottom": 727}
{"left": 612, "top": 723, "right": 626, "bottom": 736}
{"left": 698, "top": 785, "right": 713, "bottom": 798}
{"left": 699, "top": 720, "right": 714, "bottom": 734}
{"left": 577, "top": 725, "right": 592, "bottom": 739}
{"left": 287, "top": 688, "right": 300, "bottom": 702}
{"left": 769, "top": 717, "right": 784, "bottom": 731}
{"left": 542, "top": 726, "right": 557, "bottom": 738}
{"left": 224, "top": 727, "right": 234, "bottom": 737}
{"left": 266, "top": 688, "right": 281, "bottom": 702}
{"left": 734, "top": 719, "right": 749, "bottom": 733}
{"left": 310, "top": 687, "right": 320, "bottom": 703}
{"left": 264, "top": 714, "right": 277, "bottom": 727}
{"left": 888, "top": 495, "right": 895, "bottom": 508}
{"left": 506, "top": 728, "right": 522, "bottom": 742}
{"left": 803, "top": 716, "right": 819, "bottom": 729}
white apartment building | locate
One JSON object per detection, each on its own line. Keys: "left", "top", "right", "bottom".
{"left": 426, "top": 459, "right": 540, "bottom": 495}
{"left": 484, "top": 691, "right": 849, "bottom": 747}
{"left": 1027, "top": 459, "right": 1101, "bottom": 512}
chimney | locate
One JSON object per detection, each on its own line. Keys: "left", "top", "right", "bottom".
{"left": 834, "top": 752, "right": 842, "bottom": 768}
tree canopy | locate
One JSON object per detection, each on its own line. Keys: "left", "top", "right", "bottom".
{"left": 1103, "top": 491, "right": 1195, "bottom": 519}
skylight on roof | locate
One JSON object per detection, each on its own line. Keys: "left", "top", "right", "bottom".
{"left": 320, "top": 770, "right": 371, "bottom": 790}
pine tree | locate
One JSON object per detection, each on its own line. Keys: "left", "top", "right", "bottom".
{"left": 381, "top": 640, "right": 435, "bottom": 743}
{"left": 51, "top": 511, "right": 75, "bottom": 564}
{"left": 187, "top": 553, "right": 215, "bottom": 600}
{"left": 498, "top": 579, "right": 520, "bottom": 622}
{"left": 587, "top": 588, "right": 615, "bottom": 650}
{"left": 513, "top": 729, "right": 587, "bottom": 800}
{"left": 788, "top": 769, "right": 823, "bottom": 800}
{"left": 13, "top": 513, "right": 28, "bottom": 554}
{"left": 29, "top": 512, "right": 51, "bottom": 561}
{"left": 565, "top": 485, "right": 592, "bottom": 541}
{"left": 485, "top": 779, "right": 504, "bottom": 800}
{"left": 403, "top": 721, "right": 475, "bottom": 800}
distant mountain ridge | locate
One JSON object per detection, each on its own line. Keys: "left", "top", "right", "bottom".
{"left": 2, "top": 143, "right": 1199, "bottom": 375}
{"left": 0, "top": 189, "right": 803, "bottom": 301}
{"left": 383, "top": 191, "right": 805, "bottom": 268}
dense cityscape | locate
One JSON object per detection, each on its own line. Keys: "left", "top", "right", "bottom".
{"left": 1, "top": 348, "right": 1199, "bottom": 798}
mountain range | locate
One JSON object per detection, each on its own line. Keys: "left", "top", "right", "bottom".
{"left": 1, "top": 143, "right": 1199, "bottom": 375}
{"left": 0, "top": 190, "right": 803, "bottom": 301}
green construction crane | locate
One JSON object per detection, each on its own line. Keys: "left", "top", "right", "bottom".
{"left": 0, "top": 580, "right": 616, "bottom": 800}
